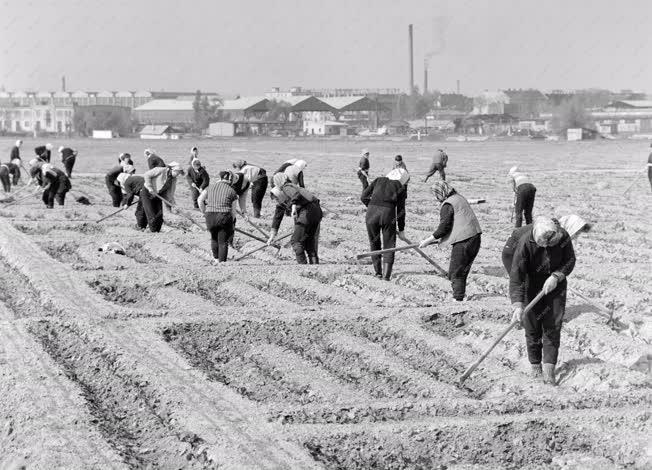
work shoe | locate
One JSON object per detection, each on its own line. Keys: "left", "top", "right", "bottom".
{"left": 542, "top": 363, "right": 557, "bottom": 385}
{"left": 530, "top": 363, "right": 543, "bottom": 379}
{"left": 372, "top": 258, "right": 382, "bottom": 277}
{"left": 308, "top": 255, "right": 319, "bottom": 265}
{"left": 295, "top": 252, "right": 308, "bottom": 264}
{"left": 382, "top": 262, "right": 393, "bottom": 281}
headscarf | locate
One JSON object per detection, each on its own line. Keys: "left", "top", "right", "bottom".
{"left": 28, "top": 158, "right": 40, "bottom": 168}
{"left": 144, "top": 148, "right": 153, "bottom": 157}
{"left": 122, "top": 164, "right": 136, "bottom": 174}
{"left": 45, "top": 143, "right": 53, "bottom": 150}
{"left": 58, "top": 146, "right": 65, "bottom": 153}
{"left": 558, "top": 214, "right": 590, "bottom": 239}
{"left": 119, "top": 152, "right": 131, "bottom": 162}
{"left": 233, "top": 159, "right": 247, "bottom": 169}
{"left": 270, "top": 186, "right": 286, "bottom": 202}
{"left": 508, "top": 166, "right": 519, "bottom": 176}
{"left": 386, "top": 167, "right": 410, "bottom": 185}
{"left": 168, "top": 161, "right": 184, "bottom": 174}
{"left": 532, "top": 217, "right": 561, "bottom": 247}
{"left": 361, "top": 148, "right": 369, "bottom": 156}
{"left": 191, "top": 159, "right": 202, "bottom": 169}
{"left": 220, "top": 170, "right": 235, "bottom": 184}
{"left": 15, "top": 140, "right": 22, "bottom": 147}
{"left": 431, "top": 180, "right": 455, "bottom": 202}
{"left": 273, "top": 171, "right": 288, "bottom": 187}
{"left": 284, "top": 165, "right": 302, "bottom": 184}
{"left": 284, "top": 158, "right": 298, "bottom": 165}
{"left": 294, "top": 159, "right": 307, "bottom": 171}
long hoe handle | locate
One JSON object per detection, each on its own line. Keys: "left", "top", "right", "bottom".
{"left": 356, "top": 243, "right": 422, "bottom": 259}
{"left": 153, "top": 194, "right": 206, "bottom": 231}
{"left": 459, "top": 290, "right": 546, "bottom": 384}
{"left": 234, "top": 232, "right": 292, "bottom": 261}
{"left": 235, "top": 227, "right": 280, "bottom": 248}
{"left": 403, "top": 238, "right": 448, "bottom": 277}
{"left": 237, "top": 210, "right": 270, "bottom": 238}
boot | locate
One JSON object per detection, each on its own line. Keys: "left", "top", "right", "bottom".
{"left": 308, "top": 255, "right": 319, "bottom": 265}
{"left": 530, "top": 363, "right": 543, "bottom": 379}
{"left": 295, "top": 252, "right": 308, "bottom": 264}
{"left": 382, "top": 262, "right": 393, "bottom": 281}
{"left": 542, "top": 363, "right": 557, "bottom": 385}
{"left": 372, "top": 257, "right": 382, "bottom": 278}
{"left": 253, "top": 209, "right": 261, "bottom": 218}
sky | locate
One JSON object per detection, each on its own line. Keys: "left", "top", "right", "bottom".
{"left": 1, "top": 0, "right": 651, "bottom": 96}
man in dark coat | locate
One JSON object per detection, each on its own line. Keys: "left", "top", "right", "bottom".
{"left": 186, "top": 159, "right": 210, "bottom": 208}
{"left": 59, "top": 146, "right": 78, "bottom": 177}
{"left": 34, "top": 143, "right": 53, "bottom": 163}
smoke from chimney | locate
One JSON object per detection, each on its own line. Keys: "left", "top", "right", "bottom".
{"left": 408, "top": 25, "right": 414, "bottom": 95}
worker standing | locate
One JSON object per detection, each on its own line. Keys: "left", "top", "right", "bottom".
{"left": 189, "top": 146, "right": 199, "bottom": 164}
{"left": 197, "top": 171, "right": 239, "bottom": 263}
{"left": 267, "top": 173, "right": 323, "bottom": 264}
{"left": 59, "top": 146, "right": 77, "bottom": 178}
{"left": 423, "top": 149, "right": 448, "bottom": 182}
{"left": 34, "top": 143, "right": 53, "bottom": 163}
{"left": 361, "top": 168, "right": 410, "bottom": 280}
{"left": 233, "top": 160, "right": 268, "bottom": 218}
{"left": 6, "top": 162, "right": 21, "bottom": 186}
{"left": 0, "top": 164, "right": 11, "bottom": 192}
{"left": 145, "top": 149, "right": 166, "bottom": 169}
{"left": 10, "top": 140, "right": 22, "bottom": 165}
{"left": 419, "top": 181, "right": 482, "bottom": 301}
{"left": 509, "top": 217, "right": 575, "bottom": 385}
{"left": 393, "top": 154, "right": 407, "bottom": 171}
{"left": 141, "top": 162, "right": 184, "bottom": 232}
{"left": 509, "top": 166, "right": 537, "bottom": 227}
{"left": 357, "top": 149, "right": 370, "bottom": 189}
{"left": 648, "top": 143, "right": 652, "bottom": 191}
{"left": 186, "top": 159, "right": 210, "bottom": 209}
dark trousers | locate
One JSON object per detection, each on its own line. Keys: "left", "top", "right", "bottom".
{"left": 106, "top": 176, "right": 122, "bottom": 207}
{"left": 0, "top": 169, "right": 10, "bottom": 192}
{"left": 42, "top": 176, "right": 70, "bottom": 208}
{"left": 291, "top": 201, "right": 323, "bottom": 263}
{"left": 448, "top": 233, "right": 481, "bottom": 300}
{"left": 190, "top": 187, "right": 200, "bottom": 208}
{"left": 205, "top": 212, "right": 234, "bottom": 261}
{"left": 358, "top": 171, "right": 369, "bottom": 190}
{"left": 431, "top": 164, "right": 446, "bottom": 181}
{"left": 137, "top": 188, "right": 163, "bottom": 232}
{"left": 514, "top": 183, "right": 536, "bottom": 227}
{"left": 251, "top": 172, "right": 268, "bottom": 217}
{"left": 63, "top": 156, "right": 76, "bottom": 177}
{"left": 366, "top": 205, "right": 397, "bottom": 268}
{"left": 522, "top": 284, "right": 566, "bottom": 364}
{"left": 648, "top": 167, "right": 652, "bottom": 191}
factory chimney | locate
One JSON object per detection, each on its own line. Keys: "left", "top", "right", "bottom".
{"left": 456, "top": 79, "right": 460, "bottom": 94}
{"left": 61, "top": 76, "right": 66, "bottom": 92}
{"left": 424, "top": 59, "right": 428, "bottom": 95}
{"left": 408, "top": 25, "right": 414, "bottom": 95}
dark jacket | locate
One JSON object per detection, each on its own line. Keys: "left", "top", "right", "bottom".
{"left": 147, "top": 154, "right": 166, "bottom": 169}
{"left": 359, "top": 156, "right": 370, "bottom": 172}
{"left": 121, "top": 175, "right": 145, "bottom": 206}
{"left": 106, "top": 165, "right": 124, "bottom": 183}
{"left": 509, "top": 226, "right": 576, "bottom": 304}
{"left": 10, "top": 146, "right": 20, "bottom": 161}
{"left": 432, "top": 203, "right": 454, "bottom": 239}
{"left": 271, "top": 184, "right": 319, "bottom": 230}
{"left": 274, "top": 162, "right": 304, "bottom": 188}
{"left": 361, "top": 176, "right": 407, "bottom": 231}
{"left": 186, "top": 166, "right": 210, "bottom": 190}
{"left": 61, "top": 147, "right": 76, "bottom": 162}
{"left": 34, "top": 146, "right": 51, "bottom": 162}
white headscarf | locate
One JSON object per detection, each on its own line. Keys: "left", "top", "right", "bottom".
{"left": 532, "top": 217, "right": 561, "bottom": 247}
{"left": 294, "top": 159, "right": 307, "bottom": 171}
{"left": 116, "top": 173, "right": 130, "bottom": 186}
{"left": 386, "top": 167, "right": 410, "bottom": 185}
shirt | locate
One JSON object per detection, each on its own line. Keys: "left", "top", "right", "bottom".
{"left": 198, "top": 180, "right": 238, "bottom": 213}
{"left": 359, "top": 156, "right": 370, "bottom": 172}
{"left": 61, "top": 148, "right": 76, "bottom": 162}
{"left": 361, "top": 176, "right": 407, "bottom": 231}
{"left": 121, "top": 175, "right": 145, "bottom": 206}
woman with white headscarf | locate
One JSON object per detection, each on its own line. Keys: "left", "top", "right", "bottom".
{"left": 508, "top": 216, "right": 575, "bottom": 385}
{"left": 508, "top": 166, "right": 537, "bottom": 227}
{"left": 360, "top": 167, "right": 410, "bottom": 280}
{"left": 268, "top": 172, "right": 322, "bottom": 264}
{"left": 419, "top": 180, "right": 482, "bottom": 301}
{"left": 272, "top": 159, "right": 306, "bottom": 188}
{"left": 141, "top": 162, "right": 184, "bottom": 232}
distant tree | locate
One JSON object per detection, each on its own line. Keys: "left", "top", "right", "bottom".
{"left": 552, "top": 95, "right": 594, "bottom": 132}
{"left": 192, "top": 90, "right": 223, "bottom": 132}
{"left": 267, "top": 100, "right": 292, "bottom": 122}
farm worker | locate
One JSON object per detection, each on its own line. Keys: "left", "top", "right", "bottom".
{"left": 30, "top": 164, "right": 71, "bottom": 208}
{"left": 502, "top": 214, "right": 589, "bottom": 274}
{"left": 0, "top": 164, "right": 11, "bottom": 192}
{"left": 106, "top": 156, "right": 134, "bottom": 207}
{"left": 34, "top": 143, "right": 53, "bottom": 163}
{"left": 59, "top": 146, "right": 77, "bottom": 178}
{"left": 267, "top": 173, "right": 323, "bottom": 264}
{"left": 189, "top": 146, "right": 199, "bottom": 164}
{"left": 233, "top": 159, "right": 268, "bottom": 218}
{"left": 10, "top": 140, "right": 22, "bottom": 165}
{"left": 116, "top": 171, "right": 149, "bottom": 229}
{"left": 141, "top": 162, "right": 184, "bottom": 232}
{"left": 648, "top": 144, "right": 652, "bottom": 191}
{"left": 272, "top": 159, "right": 306, "bottom": 188}
{"left": 197, "top": 171, "right": 239, "bottom": 262}
{"left": 357, "top": 149, "right": 370, "bottom": 190}
{"left": 186, "top": 159, "right": 210, "bottom": 208}
{"left": 118, "top": 152, "right": 133, "bottom": 166}
{"left": 423, "top": 148, "right": 448, "bottom": 182}
{"left": 419, "top": 180, "right": 482, "bottom": 301}
{"left": 509, "top": 216, "right": 576, "bottom": 385}
{"left": 144, "top": 148, "right": 165, "bottom": 169}
{"left": 361, "top": 167, "right": 410, "bottom": 280}
{"left": 5, "top": 162, "right": 21, "bottom": 186}
{"left": 509, "top": 166, "right": 537, "bottom": 227}
{"left": 393, "top": 154, "right": 407, "bottom": 171}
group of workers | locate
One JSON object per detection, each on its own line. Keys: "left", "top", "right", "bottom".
{"left": 4, "top": 139, "right": 636, "bottom": 386}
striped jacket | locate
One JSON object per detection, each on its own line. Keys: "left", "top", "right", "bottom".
{"left": 198, "top": 180, "right": 238, "bottom": 214}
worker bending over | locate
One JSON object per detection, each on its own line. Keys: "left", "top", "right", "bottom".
{"left": 268, "top": 172, "right": 323, "bottom": 264}
{"left": 186, "top": 159, "right": 210, "bottom": 208}
{"left": 361, "top": 168, "right": 410, "bottom": 280}
{"left": 273, "top": 159, "right": 306, "bottom": 188}
{"left": 357, "top": 149, "right": 370, "bottom": 189}
{"left": 29, "top": 162, "right": 71, "bottom": 208}
{"left": 0, "top": 163, "right": 12, "bottom": 192}
{"left": 233, "top": 160, "right": 268, "bottom": 218}
{"left": 508, "top": 217, "right": 575, "bottom": 385}
{"left": 198, "top": 171, "right": 239, "bottom": 262}
{"left": 106, "top": 155, "right": 134, "bottom": 207}
{"left": 419, "top": 181, "right": 482, "bottom": 301}
{"left": 140, "top": 162, "right": 183, "bottom": 232}
{"left": 145, "top": 149, "right": 166, "bottom": 169}
{"left": 509, "top": 166, "right": 536, "bottom": 227}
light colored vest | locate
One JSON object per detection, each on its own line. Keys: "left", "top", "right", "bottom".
{"left": 441, "top": 193, "right": 482, "bottom": 245}
{"left": 512, "top": 171, "right": 530, "bottom": 188}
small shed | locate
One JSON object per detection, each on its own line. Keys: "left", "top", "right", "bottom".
{"left": 385, "top": 120, "right": 410, "bottom": 135}
{"left": 208, "top": 122, "right": 235, "bottom": 137}
{"left": 140, "top": 125, "right": 181, "bottom": 140}
{"left": 303, "top": 120, "right": 348, "bottom": 136}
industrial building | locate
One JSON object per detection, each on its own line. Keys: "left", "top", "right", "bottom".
{"left": 133, "top": 100, "right": 195, "bottom": 127}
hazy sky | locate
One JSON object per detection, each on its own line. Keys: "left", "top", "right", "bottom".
{"left": 2, "top": 0, "right": 651, "bottom": 95}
